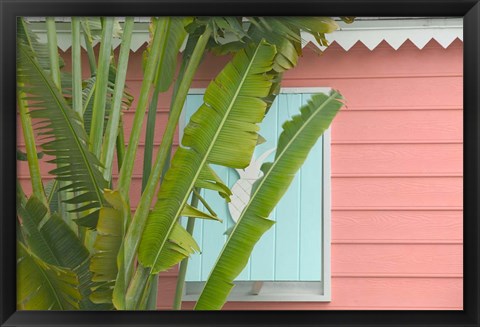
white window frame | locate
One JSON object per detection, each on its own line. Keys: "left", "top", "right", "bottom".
{"left": 180, "top": 87, "right": 332, "bottom": 302}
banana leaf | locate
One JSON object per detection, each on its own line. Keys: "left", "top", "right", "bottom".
{"left": 17, "top": 42, "right": 108, "bottom": 228}
{"left": 17, "top": 195, "right": 101, "bottom": 309}
{"left": 195, "top": 91, "right": 344, "bottom": 310}
{"left": 17, "top": 241, "right": 81, "bottom": 310}
{"left": 89, "top": 190, "right": 130, "bottom": 306}
{"left": 138, "top": 40, "right": 277, "bottom": 274}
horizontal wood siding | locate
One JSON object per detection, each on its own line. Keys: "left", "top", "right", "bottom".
{"left": 18, "top": 38, "right": 462, "bottom": 310}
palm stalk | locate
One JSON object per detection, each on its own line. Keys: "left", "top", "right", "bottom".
{"left": 116, "top": 115, "right": 126, "bottom": 170}
{"left": 89, "top": 17, "right": 114, "bottom": 157}
{"left": 138, "top": 39, "right": 275, "bottom": 273}
{"left": 172, "top": 187, "right": 200, "bottom": 310}
{"left": 45, "top": 17, "right": 61, "bottom": 90}
{"left": 141, "top": 16, "right": 189, "bottom": 188}
{"left": 116, "top": 18, "right": 164, "bottom": 196}
{"left": 142, "top": 16, "right": 193, "bottom": 300}
{"left": 17, "top": 90, "right": 46, "bottom": 205}
{"left": 81, "top": 19, "right": 97, "bottom": 76}
{"left": 71, "top": 17, "right": 83, "bottom": 115}
{"left": 46, "top": 17, "right": 77, "bottom": 231}
{"left": 140, "top": 18, "right": 166, "bottom": 192}
{"left": 70, "top": 17, "right": 85, "bottom": 240}
{"left": 145, "top": 274, "right": 159, "bottom": 310}
{"left": 100, "top": 17, "right": 134, "bottom": 181}
{"left": 125, "top": 265, "right": 151, "bottom": 310}
{"left": 109, "top": 18, "right": 165, "bottom": 310}
{"left": 141, "top": 85, "right": 161, "bottom": 191}
{"left": 120, "top": 26, "right": 212, "bottom": 303}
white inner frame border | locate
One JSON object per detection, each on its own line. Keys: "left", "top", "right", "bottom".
{"left": 179, "top": 87, "right": 332, "bottom": 302}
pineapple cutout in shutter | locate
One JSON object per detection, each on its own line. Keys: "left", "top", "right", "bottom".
{"left": 228, "top": 148, "right": 276, "bottom": 223}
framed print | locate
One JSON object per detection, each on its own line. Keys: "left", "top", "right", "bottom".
{"left": 1, "top": 0, "right": 479, "bottom": 326}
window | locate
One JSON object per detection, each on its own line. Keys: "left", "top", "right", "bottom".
{"left": 179, "top": 88, "right": 331, "bottom": 302}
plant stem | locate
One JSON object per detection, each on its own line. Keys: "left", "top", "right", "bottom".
{"left": 110, "top": 19, "right": 165, "bottom": 310}
{"left": 116, "top": 115, "right": 126, "bottom": 171}
{"left": 141, "top": 17, "right": 175, "bottom": 192}
{"left": 192, "top": 188, "right": 217, "bottom": 217}
{"left": 71, "top": 17, "right": 84, "bottom": 235}
{"left": 46, "top": 17, "right": 77, "bottom": 232}
{"left": 145, "top": 274, "right": 159, "bottom": 310}
{"left": 121, "top": 26, "right": 211, "bottom": 296}
{"left": 142, "top": 85, "right": 163, "bottom": 310}
{"left": 17, "top": 90, "right": 47, "bottom": 205}
{"left": 173, "top": 188, "right": 200, "bottom": 310}
{"left": 141, "top": 86, "right": 161, "bottom": 191}
{"left": 71, "top": 17, "right": 83, "bottom": 115}
{"left": 116, "top": 18, "right": 164, "bottom": 196}
{"left": 145, "top": 146, "right": 172, "bottom": 310}
{"left": 81, "top": 19, "right": 97, "bottom": 76}
{"left": 139, "top": 275, "right": 154, "bottom": 310}
{"left": 46, "top": 17, "right": 61, "bottom": 90}
{"left": 125, "top": 265, "right": 151, "bottom": 310}
{"left": 89, "top": 17, "right": 114, "bottom": 158}
{"left": 100, "top": 17, "right": 134, "bottom": 181}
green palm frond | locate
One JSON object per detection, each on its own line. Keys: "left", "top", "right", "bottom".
{"left": 17, "top": 43, "right": 108, "bottom": 228}
{"left": 17, "top": 241, "right": 81, "bottom": 310}
{"left": 151, "top": 222, "right": 201, "bottom": 273}
{"left": 17, "top": 195, "right": 102, "bottom": 309}
{"left": 138, "top": 40, "right": 277, "bottom": 274}
{"left": 249, "top": 16, "right": 338, "bottom": 49}
{"left": 89, "top": 190, "right": 130, "bottom": 306}
{"left": 245, "top": 17, "right": 338, "bottom": 114}
{"left": 186, "top": 17, "right": 247, "bottom": 44}
{"left": 82, "top": 71, "right": 133, "bottom": 137}
{"left": 248, "top": 18, "right": 301, "bottom": 73}
{"left": 17, "top": 18, "right": 65, "bottom": 71}
{"left": 195, "top": 91, "right": 344, "bottom": 310}
{"left": 141, "top": 17, "right": 190, "bottom": 190}
{"left": 143, "top": 17, "right": 190, "bottom": 92}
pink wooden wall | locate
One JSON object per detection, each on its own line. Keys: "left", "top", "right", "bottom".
{"left": 17, "top": 37, "right": 463, "bottom": 310}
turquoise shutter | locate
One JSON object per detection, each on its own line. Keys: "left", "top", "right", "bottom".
{"left": 182, "top": 92, "right": 324, "bottom": 282}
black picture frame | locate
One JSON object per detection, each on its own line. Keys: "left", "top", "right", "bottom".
{"left": 1, "top": 0, "right": 479, "bottom": 326}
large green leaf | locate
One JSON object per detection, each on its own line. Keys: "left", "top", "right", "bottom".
{"left": 186, "top": 17, "right": 247, "bottom": 47}
{"left": 195, "top": 91, "right": 344, "bottom": 310}
{"left": 248, "top": 17, "right": 338, "bottom": 51}
{"left": 17, "top": 242, "right": 81, "bottom": 310}
{"left": 144, "top": 17, "right": 189, "bottom": 92}
{"left": 141, "top": 17, "right": 189, "bottom": 190}
{"left": 138, "top": 40, "right": 277, "bottom": 274}
{"left": 247, "top": 17, "right": 339, "bottom": 112}
{"left": 248, "top": 19, "right": 301, "bottom": 73}
{"left": 89, "top": 190, "right": 130, "bottom": 307}
{"left": 82, "top": 73, "right": 133, "bottom": 140}
{"left": 17, "top": 43, "right": 108, "bottom": 228}
{"left": 82, "top": 74, "right": 132, "bottom": 138}
{"left": 117, "top": 24, "right": 215, "bottom": 310}
{"left": 16, "top": 18, "right": 65, "bottom": 71}
{"left": 17, "top": 196, "right": 100, "bottom": 310}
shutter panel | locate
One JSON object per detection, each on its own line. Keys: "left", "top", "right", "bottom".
{"left": 182, "top": 92, "right": 324, "bottom": 282}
